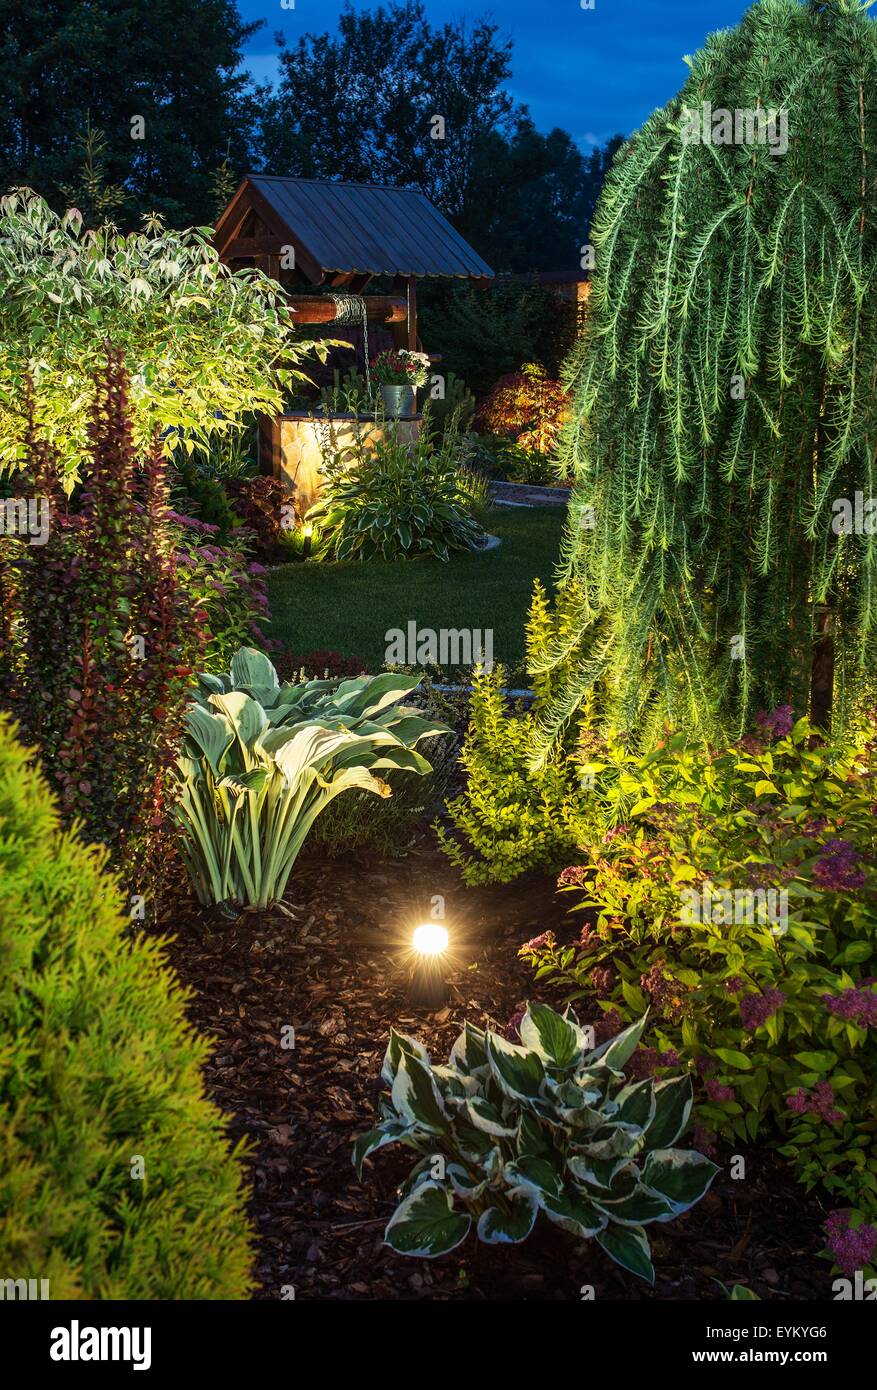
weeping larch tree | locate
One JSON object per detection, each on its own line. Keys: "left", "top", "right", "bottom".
{"left": 532, "top": 0, "right": 877, "bottom": 757}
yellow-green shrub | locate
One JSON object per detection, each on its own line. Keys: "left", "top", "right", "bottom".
{"left": 0, "top": 716, "right": 253, "bottom": 1298}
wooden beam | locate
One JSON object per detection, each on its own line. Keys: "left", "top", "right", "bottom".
{"left": 286, "top": 295, "right": 407, "bottom": 325}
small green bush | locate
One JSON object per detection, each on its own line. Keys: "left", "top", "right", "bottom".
{"left": 0, "top": 716, "right": 254, "bottom": 1298}
{"left": 436, "top": 668, "right": 586, "bottom": 884}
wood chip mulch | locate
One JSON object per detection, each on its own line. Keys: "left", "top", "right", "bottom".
{"left": 160, "top": 839, "right": 833, "bottom": 1301}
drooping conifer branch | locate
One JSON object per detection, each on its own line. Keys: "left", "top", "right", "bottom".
{"left": 533, "top": 0, "right": 877, "bottom": 758}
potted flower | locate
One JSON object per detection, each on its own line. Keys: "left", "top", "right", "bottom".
{"left": 370, "top": 349, "right": 431, "bottom": 418}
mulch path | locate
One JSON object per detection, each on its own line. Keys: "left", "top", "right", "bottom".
{"left": 160, "top": 838, "right": 832, "bottom": 1301}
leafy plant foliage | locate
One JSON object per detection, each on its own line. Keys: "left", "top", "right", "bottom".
{"left": 0, "top": 189, "right": 321, "bottom": 487}
{"left": 174, "top": 647, "right": 448, "bottom": 907}
{"left": 523, "top": 711, "right": 877, "bottom": 1217}
{"left": 354, "top": 1005, "right": 718, "bottom": 1281}
{"left": 0, "top": 355, "right": 205, "bottom": 881}
{"left": 306, "top": 414, "right": 485, "bottom": 562}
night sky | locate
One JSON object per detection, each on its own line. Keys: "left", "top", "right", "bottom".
{"left": 236, "top": 0, "right": 755, "bottom": 149}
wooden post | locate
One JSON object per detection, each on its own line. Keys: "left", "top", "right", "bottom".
{"left": 407, "top": 275, "right": 418, "bottom": 350}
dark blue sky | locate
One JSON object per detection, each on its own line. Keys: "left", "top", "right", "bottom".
{"left": 236, "top": 0, "right": 753, "bottom": 148}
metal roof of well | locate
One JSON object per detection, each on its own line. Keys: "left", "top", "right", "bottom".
{"left": 244, "top": 175, "right": 494, "bottom": 280}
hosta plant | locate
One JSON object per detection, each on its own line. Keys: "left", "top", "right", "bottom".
{"left": 173, "top": 647, "right": 447, "bottom": 907}
{"left": 306, "top": 412, "right": 485, "bottom": 562}
{"left": 353, "top": 1005, "right": 718, "bottom": 1282}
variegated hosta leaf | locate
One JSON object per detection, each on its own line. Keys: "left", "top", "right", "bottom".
{"left": 477, "top": 1187, "right": 539, "bottom": 1244}
{"left": 448, "top": 1164, "right": 488, "bottom": 1201}
{"left": 614, "top": 1077, "right": 657, "bottom": 1131}
{"left": 230, "top": 645, "right": 279, "bottom": 690}
{"left": 208, "top": 691, "right": 269, "bottom": 751}
{"left": 391, "top": 1052, "right": 449, "bottom": 1134}
{"left": 503, "top": 1155, "right": 563, "bottom": 1198}
{"left": 567, "top": 1129, "right": 645, "bottom": 1189}
{"left": 593, "top": 1185, "right": 675, "bottom": 1227}
{"left": 465, "top": 1096, "right": 517, "bottom": 1137}
{"left": 356, "top": 1011, "right": 715, "bottom": 1279}
{"left": 431, "top": 1066, "right": 479, "bottom": 1103}
{"left": 383, "top": 1182, "right": 471, "bottom": 1258}
{"left": 397, "top": 1157, "right": 435, "bottom": 1200}
{"left": 449, "top": 1022, "right": 489, "bottom": 1075}
{"left": 485, "top": 1031, "right": 546, "bottom": 1100}
{"left": 596, "top": 1223, "right": 655, "bottom": 1284}
{"left": 588, "top": 1013, "right": 649, "bottom": 1072}
{"left": 519, "top": 1002, "right": 588, "bottom": 1070}
{"left": 352, "top": 1120, "right": 413, "bottom": 1178}
{"left": 644, "top": 1073, "right": 694, "bottom": 1149}
{"left": 381, "top": 1028, "right": 429, "bottom": 1086}
{"left": 183, "top": 703, "right": 234, "bottom": 773}
{"left": 641, "top": 1148, "right": 720, "bottom": 1213}
{"left": 196, "top": 671, "right": 228, "bottom": 697}
{"left": 178, "top": 648, "right": 448, "bottom": 909}
{"left": 516, "top": 1111, "right": 551, "bottom": 1156}
{"left": 539, "top": 1187, "right": 608, "bottom": 1238}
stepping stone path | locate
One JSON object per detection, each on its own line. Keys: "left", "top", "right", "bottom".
{"left": 490, "top": 480, "right": 571, "bottom": 507}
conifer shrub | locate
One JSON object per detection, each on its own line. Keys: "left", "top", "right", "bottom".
{"left": 0, "top": 716, "right": 254, "bottom": 1299}
{"left": 436, "top": 667, "right": 586, "bottom": 884}
{"left": 532, "top": 0, "right": 877, "bottom": 755}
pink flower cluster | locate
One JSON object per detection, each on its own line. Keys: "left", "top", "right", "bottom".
{"left": 739, "top": 988, "right": 785, "bottom": 1032}
{"left": 812, "top": 839, "right": 866, "bottom": 891}
{"left": 821, "top": 987, "right": 877, "bottom": 1029}
{"left": 557, "top": 865, "right": 588, "bottom": 888}
{"left": 626, "top": 1047, "right": 681, "bottom": 1080}
{"left": 593, "top": 1009, "right": 622, "bottom": 1044}
{"left": 824, "top": 1211, "right": 877, "bottom": 1277}
{"left": 578, "top": 924, "right": 601, "bottom": 952}
{"left": 786, "top": 1080, "right": 845, "bottom": 1126}
{"left": 692, "top": 1124, "right": 718, "bottom": 1157}
{"left": 504, "top": 1008, "right": 525, "bottom": 1041}
{"left": 705, "top": 1077, "right": 735, "bottom": 1103}
{"left": 518, "top": 931, "right": 556, "bottom": 956}
{"left": 755, "top": 704, "right": 794, "bottom": 739}
{"left": 589, "top": 966, "right": 614, "bottom": 999}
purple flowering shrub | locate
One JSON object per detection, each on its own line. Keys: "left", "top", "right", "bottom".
{"left": 171, "top": 512, "right": 273, "bottom": 670}
{"left": 519, "top": 711, "right": 877, "bottom": 1222}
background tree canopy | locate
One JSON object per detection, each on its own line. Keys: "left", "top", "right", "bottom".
{"left": 0, "top": 0, "right": 259, "bottom": 227}
{"left": 532, "top": 0, "right": 877, "bottom": 757}
{"left": 0, "top": 0, "right": 620, "bottom": 273}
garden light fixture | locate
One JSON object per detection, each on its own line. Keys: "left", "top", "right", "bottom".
{"left": 410, "top": 922, "right": 448, "bottom": 1008}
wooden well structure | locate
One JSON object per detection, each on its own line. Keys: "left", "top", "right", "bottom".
{"left": 214, "top": 176, "right": 494, "bottom": 508}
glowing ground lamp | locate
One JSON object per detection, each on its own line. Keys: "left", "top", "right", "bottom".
{"left": 302, "top": 521, "right": 314, "bottom": 558}
{"left": 410, "top": 922, "right": 448, "bottom": 1008}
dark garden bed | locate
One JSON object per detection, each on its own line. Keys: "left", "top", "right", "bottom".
{"left": 161, "top": 840, "right": 831, "bottom": 1302}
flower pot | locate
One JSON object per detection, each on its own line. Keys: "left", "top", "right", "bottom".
{"left": 381, "top": 384, "right": 416, "bottom": 418}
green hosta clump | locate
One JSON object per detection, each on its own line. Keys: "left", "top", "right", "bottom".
{"left": 354, "top": 1004, "right": 718, "bottom": 1283}
{"left": 174, "top": 646, "right": 447, "bottom": 907}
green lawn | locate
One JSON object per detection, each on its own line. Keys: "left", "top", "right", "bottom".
{"left": 266, "top": 506, "right": 566, "bottom": 675}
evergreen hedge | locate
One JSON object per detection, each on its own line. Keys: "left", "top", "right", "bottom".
{"left": 0, "top": 716, "right": 253, "bottom": 1298}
